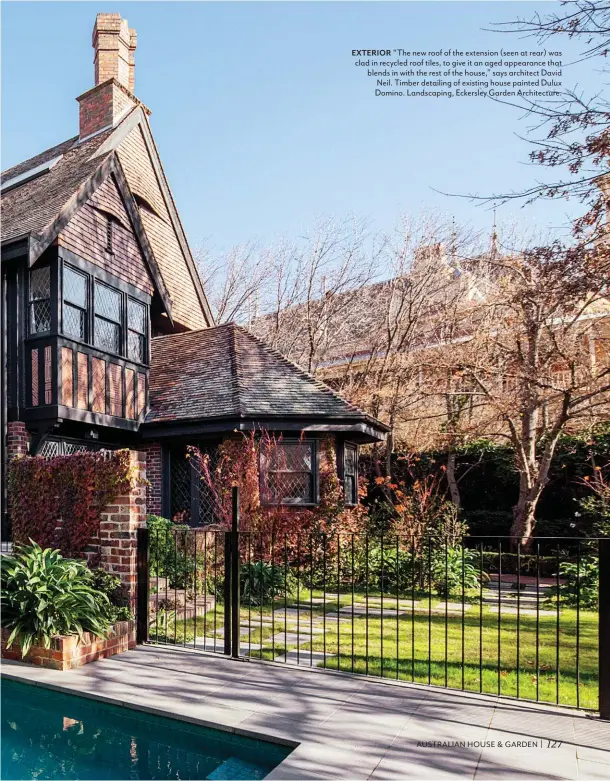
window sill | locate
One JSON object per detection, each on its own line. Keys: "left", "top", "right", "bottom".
{"left": 260, "top": 502, "right": 319, "bottom": 508}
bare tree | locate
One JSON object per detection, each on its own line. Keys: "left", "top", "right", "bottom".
{"left": 252, "top": 215, "right": 379, "bottom": 373}
{"left": 480, "top": 0, "right": 610, "bottom": 239}
{"left": 445, "top": 241, "right": 610, "bottom": 545}
{"left": 195, "top": 240, "right": 270, "bottom": 324}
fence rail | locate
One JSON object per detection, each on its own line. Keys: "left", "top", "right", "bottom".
{"left": 138, "top": 490, "right": 609, "bottom": 718}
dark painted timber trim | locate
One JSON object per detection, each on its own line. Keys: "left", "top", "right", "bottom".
{"left": 26, "top": 152, "right": 173, "bottom": 324}
{"left": 58, "top": 247, "right": 151, "bottom": 306}
{"left": 21, "top": 405, "right": 140, "bottom": 431}
{"left": 141, "top": 416, "right": 385, "bottom": 443}
{"left": 1, "top": 238, "right": 30, "bottom": 261}
{"left": 28, "top": 155, "right": 115, "bottom": 265}
{"left": 109, "top": 154, "right": 173, "bottom": 324}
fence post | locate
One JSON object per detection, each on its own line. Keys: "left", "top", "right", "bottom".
{"left": 599, "top": 538, "right": 610, "bottom": 720}
{"left": 136, "top": 528, "right": 149, "bottom": 644}
{"left": 223, "top": 532, "right": 232, "bottom": 655}
{"left": 231, "top": 485, "right": 240, "bottom": 659}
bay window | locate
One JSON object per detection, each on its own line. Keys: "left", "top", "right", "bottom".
{"left": 62, "top": 265, "right": 88, "bottom": 340}
{"left": 29, "top": 266, "right": 51, "bottom": 334}
{"left": 127, "top": 298, "right": 147, "bottom": 363}
{"left": 94, "top": 282, "right": 122, "bottom": 354}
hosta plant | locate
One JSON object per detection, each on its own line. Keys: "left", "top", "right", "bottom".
{"left": 1, "top": 542, "right": 113, "bottom": 657}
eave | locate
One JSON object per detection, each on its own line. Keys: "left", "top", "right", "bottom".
{"left": 141, "top": 414, "right": 388, "bottom": 443}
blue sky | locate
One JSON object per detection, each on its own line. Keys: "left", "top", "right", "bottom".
{"left": 1, "top": 2, "right": 601, "bottom": 252}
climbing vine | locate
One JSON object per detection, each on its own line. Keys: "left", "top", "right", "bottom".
{"left": 8, "top": 450, "right": 133, "bottom": 557}
{"left": 193, "top": 431, "right": 369, "bottom": 555}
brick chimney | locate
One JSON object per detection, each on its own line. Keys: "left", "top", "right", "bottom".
{"left": 77, "top": 14, "right": 140, "bottom": 141}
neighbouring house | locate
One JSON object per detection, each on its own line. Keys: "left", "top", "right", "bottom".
{"left": 251, "top": 242, "right": 610, "bottom": 450}
{"left": 1, "top": 13, "right": 388, "bottom": 540}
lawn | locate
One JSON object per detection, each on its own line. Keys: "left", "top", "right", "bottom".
{"left": 152, "top": 590, "right": 599, "bottom": 711}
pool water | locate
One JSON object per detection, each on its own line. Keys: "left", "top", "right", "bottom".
{"left": 1, "top": 678, "right": 292, "bottom": 780}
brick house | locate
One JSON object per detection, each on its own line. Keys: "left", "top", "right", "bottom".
{"left": 0, "top": 14, "right": 387, "bottom": 538}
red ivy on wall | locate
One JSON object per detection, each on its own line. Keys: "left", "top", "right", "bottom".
{"left": 8, "top": 450, "right": 132, "bottom": 557}
{"left": 193, "top": 432, "right": 369, "bottom": 557}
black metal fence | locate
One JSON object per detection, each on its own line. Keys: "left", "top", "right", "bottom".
{"left": 138, "top": 490, "right": 609, "bottom": 718}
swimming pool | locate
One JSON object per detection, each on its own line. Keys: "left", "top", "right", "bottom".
{"left": 1, "top": 678, "right": 292, "bottom": 780}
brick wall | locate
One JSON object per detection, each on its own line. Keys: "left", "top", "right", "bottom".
{"left": 99, "top": 449, "right": 147, "bottom": 610}
{"left": 1, "top": 620, "right": 135, "bottom": 670}
{"left": 140, "top": 442, "right": 162, "bottom": 516}
{"left": 77, "top": 79, "right": 136, "bottom": 140}
{"left": 6, "top": 421, "right": 29, "bottom": 460}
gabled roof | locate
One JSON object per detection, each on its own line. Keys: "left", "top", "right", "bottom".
{"left": 1, "top": 107, "right": 214, "bottom": 330}
{"left": 1, "top": 131, "right": 113, "bottom": 244}
{"left": 145, "top": 323, "right": 388, "bottom": 440}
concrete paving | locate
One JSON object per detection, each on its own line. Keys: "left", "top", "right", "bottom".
{"left": 270, "top": 632, "right": 314, "bottom": 646}
{"left": 274, "top": 650, "right": 338, "bottom": 666}
{"left": 2, "top": 646, "right": 608, "bottom": 779}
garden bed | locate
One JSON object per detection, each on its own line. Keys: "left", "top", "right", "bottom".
{"left": 1, "top": 620, "right": 135, "bottom": 671}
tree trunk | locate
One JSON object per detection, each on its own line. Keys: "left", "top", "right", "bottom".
{"left": 446, "top": 452, "right": 461, "bottom": 511}
{"left": 385, "top": 430, "right": 393, "bottom": 478}
{"left": 510, "top": 498, "right": 538, "bottom": 550}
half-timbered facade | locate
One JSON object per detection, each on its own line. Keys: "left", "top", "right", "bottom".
{"left": 1, "top": 13, "right": 386, "bottom": 537}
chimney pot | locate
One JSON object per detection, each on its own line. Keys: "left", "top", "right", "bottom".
{"left": 77, "top": 14, "right": 139, "bottom": 140}
{"left": 93, "top": 13, "right": 134, "bottom": 91}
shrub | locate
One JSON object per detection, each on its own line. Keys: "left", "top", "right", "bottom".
{"left": 548, "top": 556, "right": 599, "bottom": 609}
{"left": 89, "top": 568, "right": 132, "bottom": 622}
{"left": 430, "top": 546, "right": 484, "bottom": 597}
{"left": 367, "top": 544, "right": 416, "bottom": 593}
{"left": 0, "top": 542, "right": 113, "bottom": 657}
{"left": 240, "top": 561, "right": 295, "bottom": 606}
{"left": 147, "top": 515, "right": 193, "bottom": 589}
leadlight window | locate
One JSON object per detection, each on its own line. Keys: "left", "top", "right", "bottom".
{"left": 344, "top": 443, "right": 358, "bottom": 506}
{"left": 63, "top": 265, "right": 88, "bottom": 340}
{"left": 261, "top": 441, "right": 316, "bottom": 505}
{"left": 94, "top": 282, "right": 122, "bottom": 354}
{"left": 29, "top": 266, "right": 51, "bottom": 334}
{"left": 127, "top": 298, "right": 147, "bottom": 363}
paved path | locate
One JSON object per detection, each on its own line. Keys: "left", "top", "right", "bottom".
{"left": 2, "top": 647, "right": 608, "bottom": 779}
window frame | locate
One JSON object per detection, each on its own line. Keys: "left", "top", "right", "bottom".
{"left": 260, "top": 439, "right": 318, "bottom": 506}
{"left": 28, "top": 265, "right": 52, "bottom": 335}
{"left": 62, "top": 264, "right": 89, "bottom": 342}
{"left": 127, "top": 297, "right": 148, "bottom": 364}
{"left": 93, "top": 280, "right": 123, "bottom": 356}
{"left": 342, "top": 442, "right": 359, "bottom": 507}
{"left": 106, "top": 216, "right": 115, "bottom": 255}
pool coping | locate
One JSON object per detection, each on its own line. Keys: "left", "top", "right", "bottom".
{"left": 0, "top": 660, "right": 301, "bottom": 750}
{"left": 2, "top": 646, "right": 608, "bottom": 780}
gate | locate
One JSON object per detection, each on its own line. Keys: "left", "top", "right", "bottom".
{"left": 137, "top": 488, "right": 610, "bottom": 719}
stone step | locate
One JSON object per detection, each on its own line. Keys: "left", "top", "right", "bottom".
{"left": 274, "top": 650, "right": 337, "bottom": 666}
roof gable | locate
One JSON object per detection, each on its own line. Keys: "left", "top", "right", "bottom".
{"left": 1, "top": 108, "right": 213, "bottom": 331}
{"left": 115, "top": 115, "right": 213, "bottom": 329}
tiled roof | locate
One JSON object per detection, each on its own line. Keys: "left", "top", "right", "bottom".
{"left": 147, "top": 323, "right": 385, "bottom": 428}
{"left": 1, "top": 131, "right": 113, "bottom": 243}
